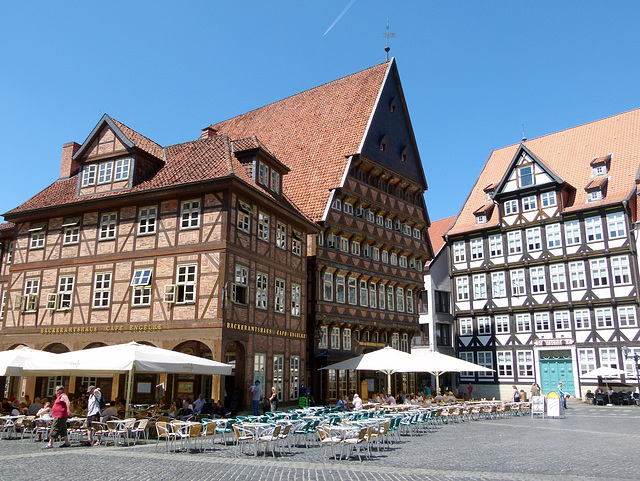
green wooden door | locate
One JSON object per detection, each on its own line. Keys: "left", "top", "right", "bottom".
{"left": 539, "top": 351, "right": 575, "bottom": 396}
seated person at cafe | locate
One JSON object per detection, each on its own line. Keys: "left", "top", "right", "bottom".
{"left": 200, "top": 398, "right": 216, "bottom": 417}
{"left": 37, "top": 401, "right": 52, "bottom": 419}
{"left": 214, "top": 400, "right": 227, "bottom": 418}
{"left": 1, "top": 398, "right": 13, "bottom": 413}
{"left": 444, "top": 391, "right": 455, "bottom": 403}
{"left": 28, "top": 397, "right": 44, "bottom": 416}
{"left": 434, "top": 390, "right": 445, "bottom": 403}
{"left": 387, "top": 394, "right": 396, "bottom": 405}
{"left": 177, "top": 400, "right": 194, "bottom": 420}
{"left": 101, "top": 402, "right": 119, "bottom": 421}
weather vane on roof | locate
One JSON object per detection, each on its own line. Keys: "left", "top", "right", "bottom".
{"left": 385, "top": 20, "right": 396, "bottom": 61}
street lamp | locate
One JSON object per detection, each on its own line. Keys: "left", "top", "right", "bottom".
{"left": 622, "top": 346, "right": 640, "bottom": 404}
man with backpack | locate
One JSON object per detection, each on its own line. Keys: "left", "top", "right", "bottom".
{"left": 86, "top": 386, "right": 104, "bottom": 446}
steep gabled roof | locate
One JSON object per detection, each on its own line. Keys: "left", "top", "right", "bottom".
{"left": 449, "top": 108, "right": 640, "bottom": 236}
{"left": 208, "top": 61, "right": 392, "bottom": 221}
{"left": 5, "top": 134, "right": 281, "bottom": 216}
{"left": 426, "top": 215, "right": 456, "bottom": 266}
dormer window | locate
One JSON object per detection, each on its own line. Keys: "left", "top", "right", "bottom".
{"left": 82, "top": 164, "right": 97, "bottom": 187}
{"left": 585, "top": 177, "right": 608, "bottom": 202}
{"left": 380, "top": 135, "right": 388, "bottom": 152}
{"left": 518, "top": 165, "right": 534, "bottom": 187}
{"left": 258, "top": 161, "right": 269, "bottom": 186}
{"left": 114, "top": 158, "right": 131, "bottom": 181}
{"left": 476, "top": 214, "right": 487, "bottom": 225}
{"left": 98, "top": 162, "right": 113, "bottom": 184}
{"left": 483, "top": 184, "right": 495, "bottom": 202}
{"left": 590, "top": 154, "right": 611, "bottom": 177}
{"left": 270, "top": 170, "right": 280, "bottom": 194}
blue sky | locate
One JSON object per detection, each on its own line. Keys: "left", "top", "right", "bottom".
{"left": 1, "top": 2, "right": 639, "bottom": 222}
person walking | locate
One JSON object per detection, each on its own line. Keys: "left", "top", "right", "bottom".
{"left": 86, "top": 386, "right": 102, "bottom": 446}
{"left": 268, "top": 386, "right": 278, "bottom": 413}
{"left": 43, "top": 386, "right": 71, "bottom": 449}
{"left": 530, "top": 382, "right": 541, "bottom": 398}
{"left": 249, "top": 380, "right": 262, "bottom": 416}
{"left": 557, "top": 382, "right": 569, "bottom": 409}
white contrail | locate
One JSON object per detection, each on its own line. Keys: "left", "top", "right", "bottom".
{"left": 323, "top": 0, "right": 357, "bottom": 36}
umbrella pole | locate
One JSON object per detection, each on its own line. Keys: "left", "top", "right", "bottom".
{"left": 387, "top": 372, "right": 392, "bottom": 396}
{"left": 125, "top": 366, "right": 135, "bottom": 418}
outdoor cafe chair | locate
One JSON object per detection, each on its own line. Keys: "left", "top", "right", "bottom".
{"left": 34, "top": 419, "right": 51, "bottom": 442}
{"left": 200, "top": 421, "right": 217, "bottom": 451}
{"left": 154, "top": 421, "right": 178, "bottom": 453}
{"left": 256, "top": 424, "right": 281, "bottom": 457}
{"left": 233, "top": 424, "right": 256, "bottom": 457}
{"left": 19, "top": 417, "right": 36, "bottom": 440}
{"left": 342, "top": 426, "right": 369, "bottom": 461}
{"left": 215, "top": 418, "right": 236, "bottom": 445}
{"left": 0, "top": 417, "right": 17, "bottom": 439}
{"left": 278, "top": 423, "right": 293, "bottom": 454}
{"left": 131, "top": 418, "right": 149, "bottom": 444}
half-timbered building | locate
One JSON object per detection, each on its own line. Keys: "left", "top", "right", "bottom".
{"left": 447, "top": 108, "right": 640, "bottom": 400}
{"left": 0, "top": 59, "right": 433, "bottom": 407}
{"left": 0, "top": 115, "right": 317, "bottom": 409}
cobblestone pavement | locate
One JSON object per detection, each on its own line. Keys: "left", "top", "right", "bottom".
{"left": 2, "top": 402, "right": 638, "bottom": 481}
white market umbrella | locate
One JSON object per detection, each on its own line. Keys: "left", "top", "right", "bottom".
{"left": 24, "top": 341, "right": 232, "bottom": 415}
{"left": 321, "top": 347, "right": 415, "bottom": 395}
{"left": 399, "top": 349, "right": 494, "bottom": 394}
{"left": 0, "top": 347, "right": 58, "bottom": 376}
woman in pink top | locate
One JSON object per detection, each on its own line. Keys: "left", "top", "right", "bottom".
{"left": 43, "top": 385, "right": 71, "bottom": 449}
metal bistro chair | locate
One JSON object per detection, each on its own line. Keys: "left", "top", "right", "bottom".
{"left": 154, "top": 421, "right": 178, "bottom": 453}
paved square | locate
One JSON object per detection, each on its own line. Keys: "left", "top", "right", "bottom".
{"left": 1, "top": 403, "right": 638, "bottom": 481}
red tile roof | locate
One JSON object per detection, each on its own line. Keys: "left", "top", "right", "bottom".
{"left": 208, "top": 62, "right": 391, "bottom": 221}
{"left": 449, "top": 108, "right": 640, "bottom": 236}
{"left": 5, "top": 62, "right": 391, "bottom": 222}
{"left": 427, "top": 215, "right": 456, "bottom": 263}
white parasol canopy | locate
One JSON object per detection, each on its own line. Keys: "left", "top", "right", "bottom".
{"left": 0, "top": 347, "right": 58, "bottom": 376}
{"left": 24, "top": 341, "right": 232, "bottom": 416}
{"left": 321, "top": 347, "right": 415, "bottom": 394}
{"left": 582, "top": 366, "right": 626, "bottom": 378}
{"left": 23, "top": 341, "right": 232, "bottom": 377}
{"left": 398, "top": 349, "right": 494, "bottom": 394}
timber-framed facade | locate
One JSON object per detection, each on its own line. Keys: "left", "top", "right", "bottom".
{"left": 447, "top": 109, "right": 640, "bottom": 400}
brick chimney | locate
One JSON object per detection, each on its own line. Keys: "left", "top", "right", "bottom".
{"left": 200, "top": 126, "right": 218, "bottom": 139}
{"left": 59, "top": 142, "right": 81, "bottom": 179}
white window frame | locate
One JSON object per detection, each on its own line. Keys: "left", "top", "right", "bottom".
{"left": 97, "top": 161, "right": 113, "bottom": 184}
{"left": 617, "top": 306, "right": 637, "bottom": 327}
{"left": 526, "top": 227, "right": 542, "bottom": 251}
{"left": 114, "top": 158, "right": 131, "bottom": 181}
{"left": 231, "top": 265, "right": 249, "bottom": 305}
{"left": 517, "top": 351, "right": 534, "bottom": 377}
{"left": 237, "top": 201, "right": 252, "bottom": 233}
{"left": 504, "top": 199, "right": 519, "bottom": 215}
{"left": 131, "top": 269, "right": 153, "bottom": 306}
{"left": 359, "top": 280, "right": 368, "bottom": 307}
{"left": 607, "top": 212, "right": 626, "bottom": 239}
{"left": 62, "top": 218, "right": 80, "bottom": 245}
{"left": 535, "top": 312, "right": 550, "bottom": 332}
{"left": 175, "top": 264, "right": 197, "bottom": 305}
{"left": 396, "top": 286, "right": 405, "bottom": 312}
{"left": 546, "top": 223, "right": 562, "bottom": 248}
{"left": 530, "top": 266, "right": 546, "bottom": 293}
{"left": 477, "top": 351, "right": 494, "bottom": 378}
{"left": 550, "top": 264, "right": 566, "bottom": 291}
{"left": 318, "top": 326, "right": 328, "bottom": 349}
{"left": 343, "top": 328, "right": 352, "bottom": 351}
{"left": 516, "top": 313, "right": 531, "bottom": 333}
{"left": 590, "top": 258, "right": 609, "bottom": 287}
{"left": 323, "top": 272, "right": 333, "bottom": 302}
{"left": 331, "top": 327, "right": 341, "bottom": 350}
{"left": 335, "top": 275, "right": 345, "bottom": 304}
{"left": 459, "top": 318, "right": 473, "bottom": 335}
{"left": 291, "top": 283, "right": 301, "bottom": 317}
{"left": 574, "top": 309, "right": 591, "bottom": 330}
{"left": 256, "top": 272, "right": 268, "bottom": 309}
{"left": 470, "top": 238, "right": 483, "bottom": 260}
{"left": 554, "top": 311, "right": 571, "bottom": 331}
{"left": 56, "top": 276, "right": 74, "bottom": 311}
{"left": 489, "top": 234, "right": 503, "bottom": 257}
{"left": 258, "top": 212, "right": 270, "bottom": 241}
{"left": 473, "top": 274, "right": 486, "bottom": 299}
{"left": 611, "top": 256, "right": 631, "bottom": 285}
{"left": 99, "top": 213, "right": 117, "bottom": 240}
{"left": 511, "top": 269, "right": 526, "bottom": 296}
{"left": 477, "top": 317, "right": 491, "bottom": 334}
{"left": 369, "top": 283, "right": 377, "bottom": 309}
{"left": 569, "top": 261, "right": 586, "bottom": 289}
{"left": 292, "top": 231, "right": 303, "bottom": 256}
{"left": 276, "top": 222, "right": 287, "bottom": 249}
{"left": 92, "top": 272, "right": 112, "bottom": 309}
{"left": 348, "top": 277, "right": 357, "bottom": 305}
{"left": 540, "top": 192, "right": 557, "bottom": 208}
{"left": 456, "top": 277, "right": 469, "bottom": 301}
{"left": 578, "top": 348, "right": 597, "bottom": 375}
{"left": 290, "top": 356, "right": 300, "bottom": 400}
{"left": 497, "top": 351, "right": 513, "bottom": 377}
{"left": 453, "top": 241, "right": 466, "bottom": 263}
{"left": 595, "top": 308, "right": 613, "bottom": 328}
{"left": 507, "top": 231, "right": 522, "bottom": 254}
{"left": 599, "top": 347, "right": 619, "bottom": 370}
{"left": 522, "top": 195, "right": 537, "bottom": 212}
{"left": 81, "top": 164, "right": 97, "bottom": 187}
{"left": 564, "top": 220, "right": 581, "bottom": 245}
{"left": 23, "top": 279, "right": 40, "bottom": 312}
{"left": 519, "top": 165, "right": 534, "bottom": 187}
{"left": 274, "top": 278, "right": 285, "bottom": 313}
{"left": 137, "top": 207, "right": 157, "bottom": 236}
{"left": 585, "top": 216, "right": 603, "bottom": 242}
{"left": 180, "top": 200, "right": 201, "bottom": 230}
{"left": 495, "top": 315, "right": 510, "bottom": 334}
